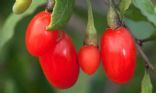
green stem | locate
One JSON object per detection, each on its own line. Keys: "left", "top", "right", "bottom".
{"left": 86, "top": 0, "right": 94, "bottom": 26}
{"left": 107, "top": 0, "right": 121, "bottom": 29}
{"left": 84, "top": 0, "right": 97, "bottom": 46}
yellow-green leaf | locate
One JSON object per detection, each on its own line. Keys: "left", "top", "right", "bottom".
{"left": 133, "top": 0, "right": 156, "bottom": 26}
{"left": 119, "top": 0, "right": 132, "bottom": 16}
{"left": 141, "top": 70, "right": 153, "bottom": 93}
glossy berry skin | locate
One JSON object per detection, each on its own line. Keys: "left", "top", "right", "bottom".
{"left": 101, "top": 27, "right": 136, "bottom": 84}
{"left": 26, "top": 11, "right": 58, "bottom": 56}
{"left": 39, "top": 32, "right": 79, "bottom": 89}
{"left": 78, "top": 45, "right": 100, "bottom": 75}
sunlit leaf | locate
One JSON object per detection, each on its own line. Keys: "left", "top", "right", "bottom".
{"left": 119, "top": 0, "right": 132, "bottom": 16}
{"left": 133, "top": 0, "right": 156, "bottom": 26}
{"left": 141, "top": 70, "right": 153, "bottom": 93}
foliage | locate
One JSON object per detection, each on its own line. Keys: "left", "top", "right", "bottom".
{"left": 0, "top": 0, "right": 156, "bottom": 93}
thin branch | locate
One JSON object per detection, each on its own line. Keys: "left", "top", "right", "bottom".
{"left": 125, "top": 25, "right": 155, "bottom": 71}
{"left": 135, "top": 42, "right": 154, "bottom": 70}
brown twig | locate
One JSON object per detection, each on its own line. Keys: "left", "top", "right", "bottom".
{"left": 121, "top": 29, "right": 155, "bottom": 71}
{"left": 135, "top": 42, "right": 154, "bottom": 70}
{"left": 124, "top": 25, "right": 155, "bottom": 71}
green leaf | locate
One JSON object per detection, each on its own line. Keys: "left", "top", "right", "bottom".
{"left": 133, "top": 0, "right": 156, "bottom": 26}
{"left": 125, "top": 18, "right": 155, "bottom": 40}
{"left": 119, "top": 0, "right": 132, "bottom": 16}
{"left": 154, "top": 6, "right": 156, "bottom": 14}
{"left": 47, "top": 0, "right": 75, "bottom": 30}
{"left": 142, "top": 31, "right": 156, "bottom": 42}
{"left": 141, "top": 70, "right": 153, "bottom": 93}
{"left": 0, "top": 0, "right": 46, "bottom": 51}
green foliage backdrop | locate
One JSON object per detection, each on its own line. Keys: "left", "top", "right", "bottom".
{"left": 0, "top": 0, "right": 156, "bottom": 93}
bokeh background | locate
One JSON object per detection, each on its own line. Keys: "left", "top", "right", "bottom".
{"left": 0, "top": 0, "right": 156, "bottom": 93}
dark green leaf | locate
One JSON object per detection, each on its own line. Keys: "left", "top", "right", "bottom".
{"left": 141, "top": 70, "right": 153, "bottom": 93}
{"left": 125, "top": 18, "right": 155, "bottom": 40}
{"left": 133, "top": 0, "right": 156, "bottom": 26}
{"left": 0, "top": 0, "right": 46, "bottom": 51}
{"left": 142, "top": 31, "right": 156, "bottom": 42}
{"left": 47, "top": 0, "right": 75, "bottom": 30}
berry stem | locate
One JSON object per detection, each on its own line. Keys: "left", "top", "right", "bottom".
{"left": 107, "top": 0, "right": 121, "bottom": 29}
{"left": 46, "top": 0, "right": 55, "bottom": 12}
{"left": 84, "top": 0, "right": 97, "bottom": 46}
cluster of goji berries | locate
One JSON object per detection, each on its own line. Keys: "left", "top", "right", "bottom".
{"left": 26, "top": 10, "right": 136, "bottom": 89}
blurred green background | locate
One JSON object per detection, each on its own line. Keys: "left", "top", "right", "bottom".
{"left": 0, "top": 0, "right": 156, "bottom": 93}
